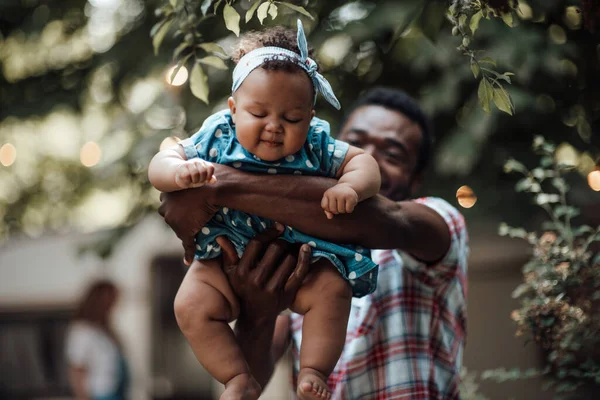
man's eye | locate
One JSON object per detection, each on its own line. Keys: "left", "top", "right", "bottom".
{"left": 385, "top": 153, "right": 403, "bottom": 164}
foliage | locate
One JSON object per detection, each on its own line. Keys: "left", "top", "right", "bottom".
{"left": 497, "top": 137, "right": 600, "bottom": 396}
{"left": 153, "top": 0, "right": 521, "bottom": 113}
{"left": 447, "top": 0, "right": 517, "bottom": 114}
{"left": 151, "top": 0, "right": 313, "bottom": 103}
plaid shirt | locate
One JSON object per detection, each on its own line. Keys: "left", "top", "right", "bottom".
{"left": 290, "top": 197, "right": 468, "bottom": 399}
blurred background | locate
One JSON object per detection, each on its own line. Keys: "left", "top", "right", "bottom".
{"left": 0, "top": 0, "right": 599, "bottom": 399}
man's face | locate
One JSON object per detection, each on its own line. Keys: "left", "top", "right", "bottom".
{"left": 339, "top": 105, "right": 423, "bottom": 201}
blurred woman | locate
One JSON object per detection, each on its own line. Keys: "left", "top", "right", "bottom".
{"left": 65, "top": 280, "right": 129, "bottom": 400}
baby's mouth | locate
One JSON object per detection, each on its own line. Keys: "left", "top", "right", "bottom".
{"left": 260, "top": 140, "right": 283, "bottom": 148}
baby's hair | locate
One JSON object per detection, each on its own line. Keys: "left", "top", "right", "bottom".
{"left": 231, "top": 26, "right": 319, "bottom": 73}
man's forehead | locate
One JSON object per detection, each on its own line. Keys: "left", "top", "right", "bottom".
{"left": 342, "top": 105, "right": 419, "bottom": 138}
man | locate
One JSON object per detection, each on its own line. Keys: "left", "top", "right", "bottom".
{"left": 160, "top": 88, "right": 468, "bottom": 399}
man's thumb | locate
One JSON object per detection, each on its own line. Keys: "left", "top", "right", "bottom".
{"left": 183, "top": 239, "right": 196, "bottom": 266}
{"left": 216, "top": 236, "right": 239, "bottom": 266}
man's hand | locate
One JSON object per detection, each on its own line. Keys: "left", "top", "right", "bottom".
{"left": 217, "top": 224, "right": 312, "bottom": 321}
{"left": 158, "top": 189, "right": 219, "bottom": 265}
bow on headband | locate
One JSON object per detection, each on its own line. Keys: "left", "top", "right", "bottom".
{"left": 231, "top": 19, "right": 341, "bottom": 110}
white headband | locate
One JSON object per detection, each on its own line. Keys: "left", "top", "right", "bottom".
{"left": 231, "top": 20, "right": 341, "bottom": 110}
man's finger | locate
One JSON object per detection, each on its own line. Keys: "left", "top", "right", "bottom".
{"left": 240, "top": 223, "right": 284, "bottom": 273}
{"left": 254, "top": 240, "right": 289, "bottom": 287}
{"left": 158, "top": 193, "right": 167, "bottom": 217}
{"left": 283, "top": 244, "right": 311, "bottom": 297}
{"left": 183, "top": 237, "right": 196, "bottom": 266}
{"left": 217, "top": 235, "right": 239, "bottom": 269}
{"left": 266, "top": 252, "right": 297, "bottom": 293}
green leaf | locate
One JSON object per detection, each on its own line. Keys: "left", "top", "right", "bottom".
{"left": 223, "top": 4, "right": 240, "bottom": 36}
{"left": 501, "top": 12, "right": 514, "bottom": 27}
{"left": 198, "top": 55, "right": 228, "bottom": 70}
{"left": 197, "top": 42, "right": 226, "bottom": 55}
{"left": 150, "top": 20, "right": 165, "bottom": 38}
{"left": 492, "top": 84, "right": 514, "bottom": 115}
{"left": 572, "top": 225, "right": 592, "bottom": 236}
{"left": 152, "top": 19, "right": 174, "bottom": 56}
{"left": 541, "top": 156, "right": 553, "bottom": 167}
{"left": 213, "top": 0, "right": 224, "bottom": 13}
{"left": 169, "top": 0, "right": 179, "bottom": 7}
{"left": 201, "top": 0, "right": 212, "bottom": 15}
{"left": 470, "top": 10, "right": 483, "bottom": 34}
{"left": 190, "top": 63, "right": 209, "bottom": 103}
{"left": 504, "top": 158, "right": 527, "bottom": 174}
{"left": 170, "top": 53, "right": 192, "bottom": 82}
{"left": 278, "top": 2, "right": 314, "bottom": 19}
{"left": 470, "top": 60, "right": 479, "bottom": 78}
{"left": 173, "top": 42, "right": 190, "bottom": 59}
{"left": 245, "top": 0, "right": 262, "bottom": 23}
{"left": 515, "top": 177, "right": 532, "bottom": 192}
{"left": 512, "top": 283, "right": 531, "bottom": 298}
{"left": 478, "top": 78, "right": 493, "bottom": 114}
{"left": 268, "top": 3, "right": 278, "bottom": 20}
{"left": 479, "top": 57, "right": 497, "bottom": 66}
{"left": 257, "top": 2, "right": 270, "bottom": 24}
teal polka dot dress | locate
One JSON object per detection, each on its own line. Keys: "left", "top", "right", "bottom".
{"left": 179, "top": 110, "right": 378, "bottom": 297}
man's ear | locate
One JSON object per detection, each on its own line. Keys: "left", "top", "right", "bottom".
{"left": 228, "top": 96, "right": 236, "bottom": 123}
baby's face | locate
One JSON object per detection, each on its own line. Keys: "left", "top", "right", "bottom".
{"left": 228, "top": 68, "right": 315, "bottom": 162}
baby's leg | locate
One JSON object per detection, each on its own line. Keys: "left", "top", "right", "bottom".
{"left": 290, "top": 259, "right": 352, "bottom": 400}
{"left": 174, "top": 258, "right": 260, "bottom": 400}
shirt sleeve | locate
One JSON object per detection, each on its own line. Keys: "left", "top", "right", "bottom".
{"left": 178, "top": 110, "right": 233, "bottom": 163}
{"left": 307, "top": 117, "right": 349, "bottom": 178}
{"left": 399, "top": 197, "right": 469, "bottom": 285}
{"left": 65, "top": 323, "right": 94, "bottom": 367}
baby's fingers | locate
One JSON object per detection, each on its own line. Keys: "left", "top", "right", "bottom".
{"left": 345, "top": 198, "right": 357, "bottom": 213}
{"left": 321, "top": 195, "right": 329, "bottom": 212}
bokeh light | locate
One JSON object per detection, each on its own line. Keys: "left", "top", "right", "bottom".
{"left": 80, "top": 141, "right": 102, "bottom": 167}
{"left": 588, "top": 170, "right": 600, "bottom": 192}
{"left": 0, "top": 143, "right": 17, "bottom": 167}
{"left": 456, "top": 185, "right": 477, "bottom": 208}
{"left": 166, "top": 65, "right": 189, "bottom": 86}
{"left": 159, "top": 136, "right": 181, "bottom": 151}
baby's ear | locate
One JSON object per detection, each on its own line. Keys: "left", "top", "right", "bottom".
{"left": 228, "top": 97, "right": 237, "bottom": 123}
{"left": 311, "top": 109, "right": 315, "bottom": 119}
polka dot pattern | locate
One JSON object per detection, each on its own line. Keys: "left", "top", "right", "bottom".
{"left": 184, "top": 110, "right": 376, "bottom": 297}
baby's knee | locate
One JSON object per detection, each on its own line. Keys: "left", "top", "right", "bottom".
{"left": 174, "top": 273, "right": 238, "bottom": 335}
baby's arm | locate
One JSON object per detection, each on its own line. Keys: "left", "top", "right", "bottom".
{"left": 321, "top": 146, "right": 381, "bottom": 219}
{"left": 148, "top": 146, "right": 216, "bottom": 193}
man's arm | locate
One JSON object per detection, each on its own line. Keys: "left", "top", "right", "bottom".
{"left": 218, "top": 227, "right": 311, "bottom": 388}
{"left": 211, "top": 165, "right": 450, "bottom": 262}
{"left": 159, "top": 164, "right": 450, "bottom": 265}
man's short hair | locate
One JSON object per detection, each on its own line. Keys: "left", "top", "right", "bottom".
{"left": 346, "top": 87, "right": 434, "bottom": 175}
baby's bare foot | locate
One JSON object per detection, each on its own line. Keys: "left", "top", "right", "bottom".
{"left": 297, "top": 368, "right": 331, "bottom": 400}
{"left": 220, "top": 373, "right": 261, "bottom": 400}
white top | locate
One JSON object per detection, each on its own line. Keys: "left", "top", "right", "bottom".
{"left": 65, "top": 322, "right": 122, "bottom": 396}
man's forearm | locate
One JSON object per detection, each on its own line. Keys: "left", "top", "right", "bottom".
{"left": 210, "top": 165, "right": 450, "bottom": 261}
{"left": 234, "top": 315, "right": 277, "bottom": 389}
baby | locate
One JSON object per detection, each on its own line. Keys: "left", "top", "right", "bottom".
{"left": 149, "top": 21, "right": 381, "bottom": 400}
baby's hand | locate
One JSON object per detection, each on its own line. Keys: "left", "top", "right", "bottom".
{"left": 175, "top": 159, "right": 217, "bottom": 189}
{"left": 321, "top": 183, "right": 359, "bottom": 219}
